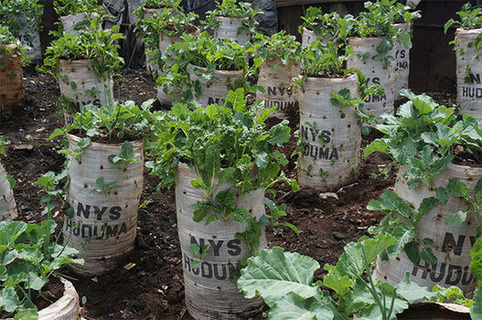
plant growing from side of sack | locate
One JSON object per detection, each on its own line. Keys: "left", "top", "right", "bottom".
{"left": 0, "top": 169, "right": 83, "bottom": 319}
{"left": 299, "top": 6, "right": 355, "bottom": 43}
{"left": 135, "top": 7, "right": 198, "bottom": 70}
{"left": 365, "top": 90, "right": 481, "bottom": 265}
{"left": 249, "top": 30, "right": 302, "bottom": 75}
{"left": 53, "top": 0, "right": 105, "bottom": 17}
{"left": 147, "top": 88, "right": 299, "bottom": 258}
{"left": 157, "top": 32, "right": 250, "bottom": 102}
{"left": 202, "top": 0, "right": 262, "bottom": 36}
{"left": 351, "top": 0, "right": 413, "bottom": 68}
{"left": 445, "top": 3, "right": 482, "bottom": 83}
{"left": 0, "top": 0, "right": 43, "bottom": 46}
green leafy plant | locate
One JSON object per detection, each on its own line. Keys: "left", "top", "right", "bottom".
{"left": 0, "top": 25, "right": 29, "bottom": 68}
{"left": 444, "top": 3, "right": 482, "bottom": 83}
{"left": 250, "top": 30, "right": 301, "bottom": 73}
{"left": 189, "top": 243, "right": 212, "bottom": 269}
{"left": 134, "top": 6, "right": 198, "bottom": 66}
{"left": 108, "top": 141, "right": 141, "bottom": 171}
{"left": 53, "top": 0, "right": 104, "bottom": 16}
{"left": 297, "top": 40, "right": 352, "bottom": 79}
{"left": 351, "top": 0, "right": 415, "bottom": 68}
{"left": 202, "top": 0, "right": 262, "bottom": 35}
{"left": 445, "top": 3, "right": 482, "bottom": 32}
{"left": 157, "top": 32, "right": 248, "bottom": 101}
{"left": 0, "top": 136, "right": 15, "bottom": 189}
{"left": 365, "top": 89, "right": 481, "bottom": 189}
{"left": 0, "top": 172, "right": 83, "bottom": 319}
{"left": 299, "top": 7, "right": 355, "bottom": 43}
{"left": 39, "top": 23, "right": 125, "bottom": 80}
{"left": 237, "top": 234, "right": 436, "bottom": 319}
{"left": 470, "top": 237, "right": 482, "bottom": 318}
{"left": 0, "top": 220, "right": 83, "bottom": 319}
{"left": 90, "top": 177, "right": 117, "bottom": 196}
{"left": 142, "top": 0, "right": 181, "bottom": 9}
{"left": 49, "top": 100, "right": 155, "bottom": 145}
{"left": 147, "top": 88, "right": 299, "bottom": 256}
{"left": 0, "top": 0, "right": 43, "bottom": 37}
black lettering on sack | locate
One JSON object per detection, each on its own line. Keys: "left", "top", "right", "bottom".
{"left": 109, "top": 206, "right": 122, "bottom": 220}
{"left": 183, "top": 254, "right": 239, "bottom": 280}
{"left": 208, "top": 239, "right": 225, "bottom": 257}
{"left": 461, "top": 86, "right": 482, "bottom": 98}
{"left": 442, "top": 232, "right": 466, "bottom": 256}
{"left": 227, "top": 239, "right": 242, "bottom": 256}
{"left": 411, "top": 261, "right": 476, "bottom": 286}
{"left": 207, "top": 97, "right": 224, "bottom": 105}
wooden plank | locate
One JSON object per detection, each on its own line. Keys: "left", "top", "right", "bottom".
{"left": 275, "top": 0, "right": 363, "bottom": 7}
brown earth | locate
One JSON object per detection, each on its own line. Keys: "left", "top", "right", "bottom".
{"left": 1, "top": 68, "right": 437, "bottom": 320}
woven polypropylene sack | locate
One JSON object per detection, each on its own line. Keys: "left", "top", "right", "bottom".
{"left": 0, "top": 162, "right": 17, "bottom": 221}
{"left": 0, "top": 45, "right": 24, "bottom": 114}
{"left": 17, "top": 16, "right": 41, "bottom": 62}
{"left": 175, "top": 163, "right": 265, "bottom": 320}
{"left": 394, "top": 23, "right": 411, "bottom": 99}
{"left": 214, "top": 16, "right": 251, "bottom": 45}
{"left": 257, "top": 56, "right": 299, "bottom": 119}
{"left": 187, "top": 64, "right": 244, "bottom": 107}
{"left": 297, "top": 73, "right": 362, "bottom": 191}
{"left": 347, "top": 36, "right": 396, "bottom": 122}
{"left": 373, "top": 163, "right": 482, "bottom": 298}
{"left": 456, "top": 27, "right": 482, "bottom": 118}
{"left": 64, "top": 134, "right": 144, "bottom": 275}
{"left": 38, "top": 278, "right": 81, "bottom": 320}
{"left": 58, "top": 59, "right": 113, "bottom": 112}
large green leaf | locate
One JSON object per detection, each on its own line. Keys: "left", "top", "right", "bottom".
{"left": 268, "top": 292, "right": 334, "bottom": 320}
{"left": 367, "top": 190, "right": 413, "bottom": 219}
{"left": 395, "top": 273, "right": 436, "bottom": 303}
{"left": 0, "top": 286, "right": 20, "bottom": 313}
{"left": 471, "top": 288, "right": 482, "bottom": 319}
{"left": 470, "top": 237, "right": 482, "bottom": 282}
{"left": 238, "top": 247, "right": 320, "bottom": 307}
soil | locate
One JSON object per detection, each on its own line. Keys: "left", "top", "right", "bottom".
{"left": 0, "top": 68, "right": 451, "bottom": 320}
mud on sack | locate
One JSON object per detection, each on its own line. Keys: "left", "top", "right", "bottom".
{"left": 175, "top": 164, "right": 265, "bottom": 320}
{"left": 373, "top": 163, "right": 482, "bottom": 298}
{"left": 64, "top": 134, "right": 144, "bottom": 275}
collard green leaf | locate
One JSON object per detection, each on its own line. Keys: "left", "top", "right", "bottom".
{"left": 268, "top": 292, "right": 334, "bottom": 320}
{"left": 471, "top": 288, "right": 482, "bottom": 319}
{"left": 0, "top": 286, "right": 20, "bottom": 313}
{"left": 470, "top": 237, "right": 482, "bottom": 282}
{"left": 367, "top": 190, "right": 413, "bottom": 219}
{"left": 404, "top": 241, "right": 420, "bottom": 264}
{"left": 420, "top": 247, "right": 437, "bottom": 265}
{"left": 445, "top": 211, "right": 468, "bottom": 227}
{"left": 386, "top": 225, "right": 415, "bottom": 259}
{"left": 395, "top": 272, "right": 437, "bottom": 303}
{"left": 269, "top": 125, "right": 290, "bottom": 146}
{"left": 13, "top": 308, "right": 38, "bottom": 320}
{"left": 447, "top": 178, "right": 471, "bottom": 199}
{"left": 238, "top": 247, "right": 320, "bottom": 307}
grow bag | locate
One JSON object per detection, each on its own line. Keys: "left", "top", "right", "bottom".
{"left": 16, "top": 16, "right": 41, "bottom": 62}
{"left": 38, "top": 278, "right": 81, "bottom": 320}
{"left": 214, "top": 16, "right": 251, "bottom": 45}
{"left": 301, "top": 27, "right": 316, "bottom": 48}
{"left": 58, "top": 59, "right": 113, "bottom": 120}
{"left": 347, "top": 36, "right": 396, "bottom": 122}
{"left": 175, "top": 163, "right": 265, "bottom": 320}
{"left": 143, "top": 7, "right": 161, "bottom": 74}
{"left": 0, "top": 44, "right": 24, "bottom": 115}
{"left": 257, "top": 56, "right": 300, "bottom": 119}
{"left": 0, "top": 162, "right": 17, "bottom": 221}
{"left": 64, "top": 134, "right": 144, "bottom": 275}
{"left": 373, "top": 163, "right": 482, "bottom": 297}
{"left": 187, "top": 63, "right": 244, "bottom": 107}
{"left": 61, "top": 13, "right": 99, "bottom": 35}
{"left": 297, "top": 73, "right": 361, "bottom": 191}
{"left": 157, "top": 26, "right": 201, "bottom": 106}
{"left": 456, "top": 27, "right": 482, "bottom": 118}
{"left": 394, "top": 23, "right": 411, "bottom": 98}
